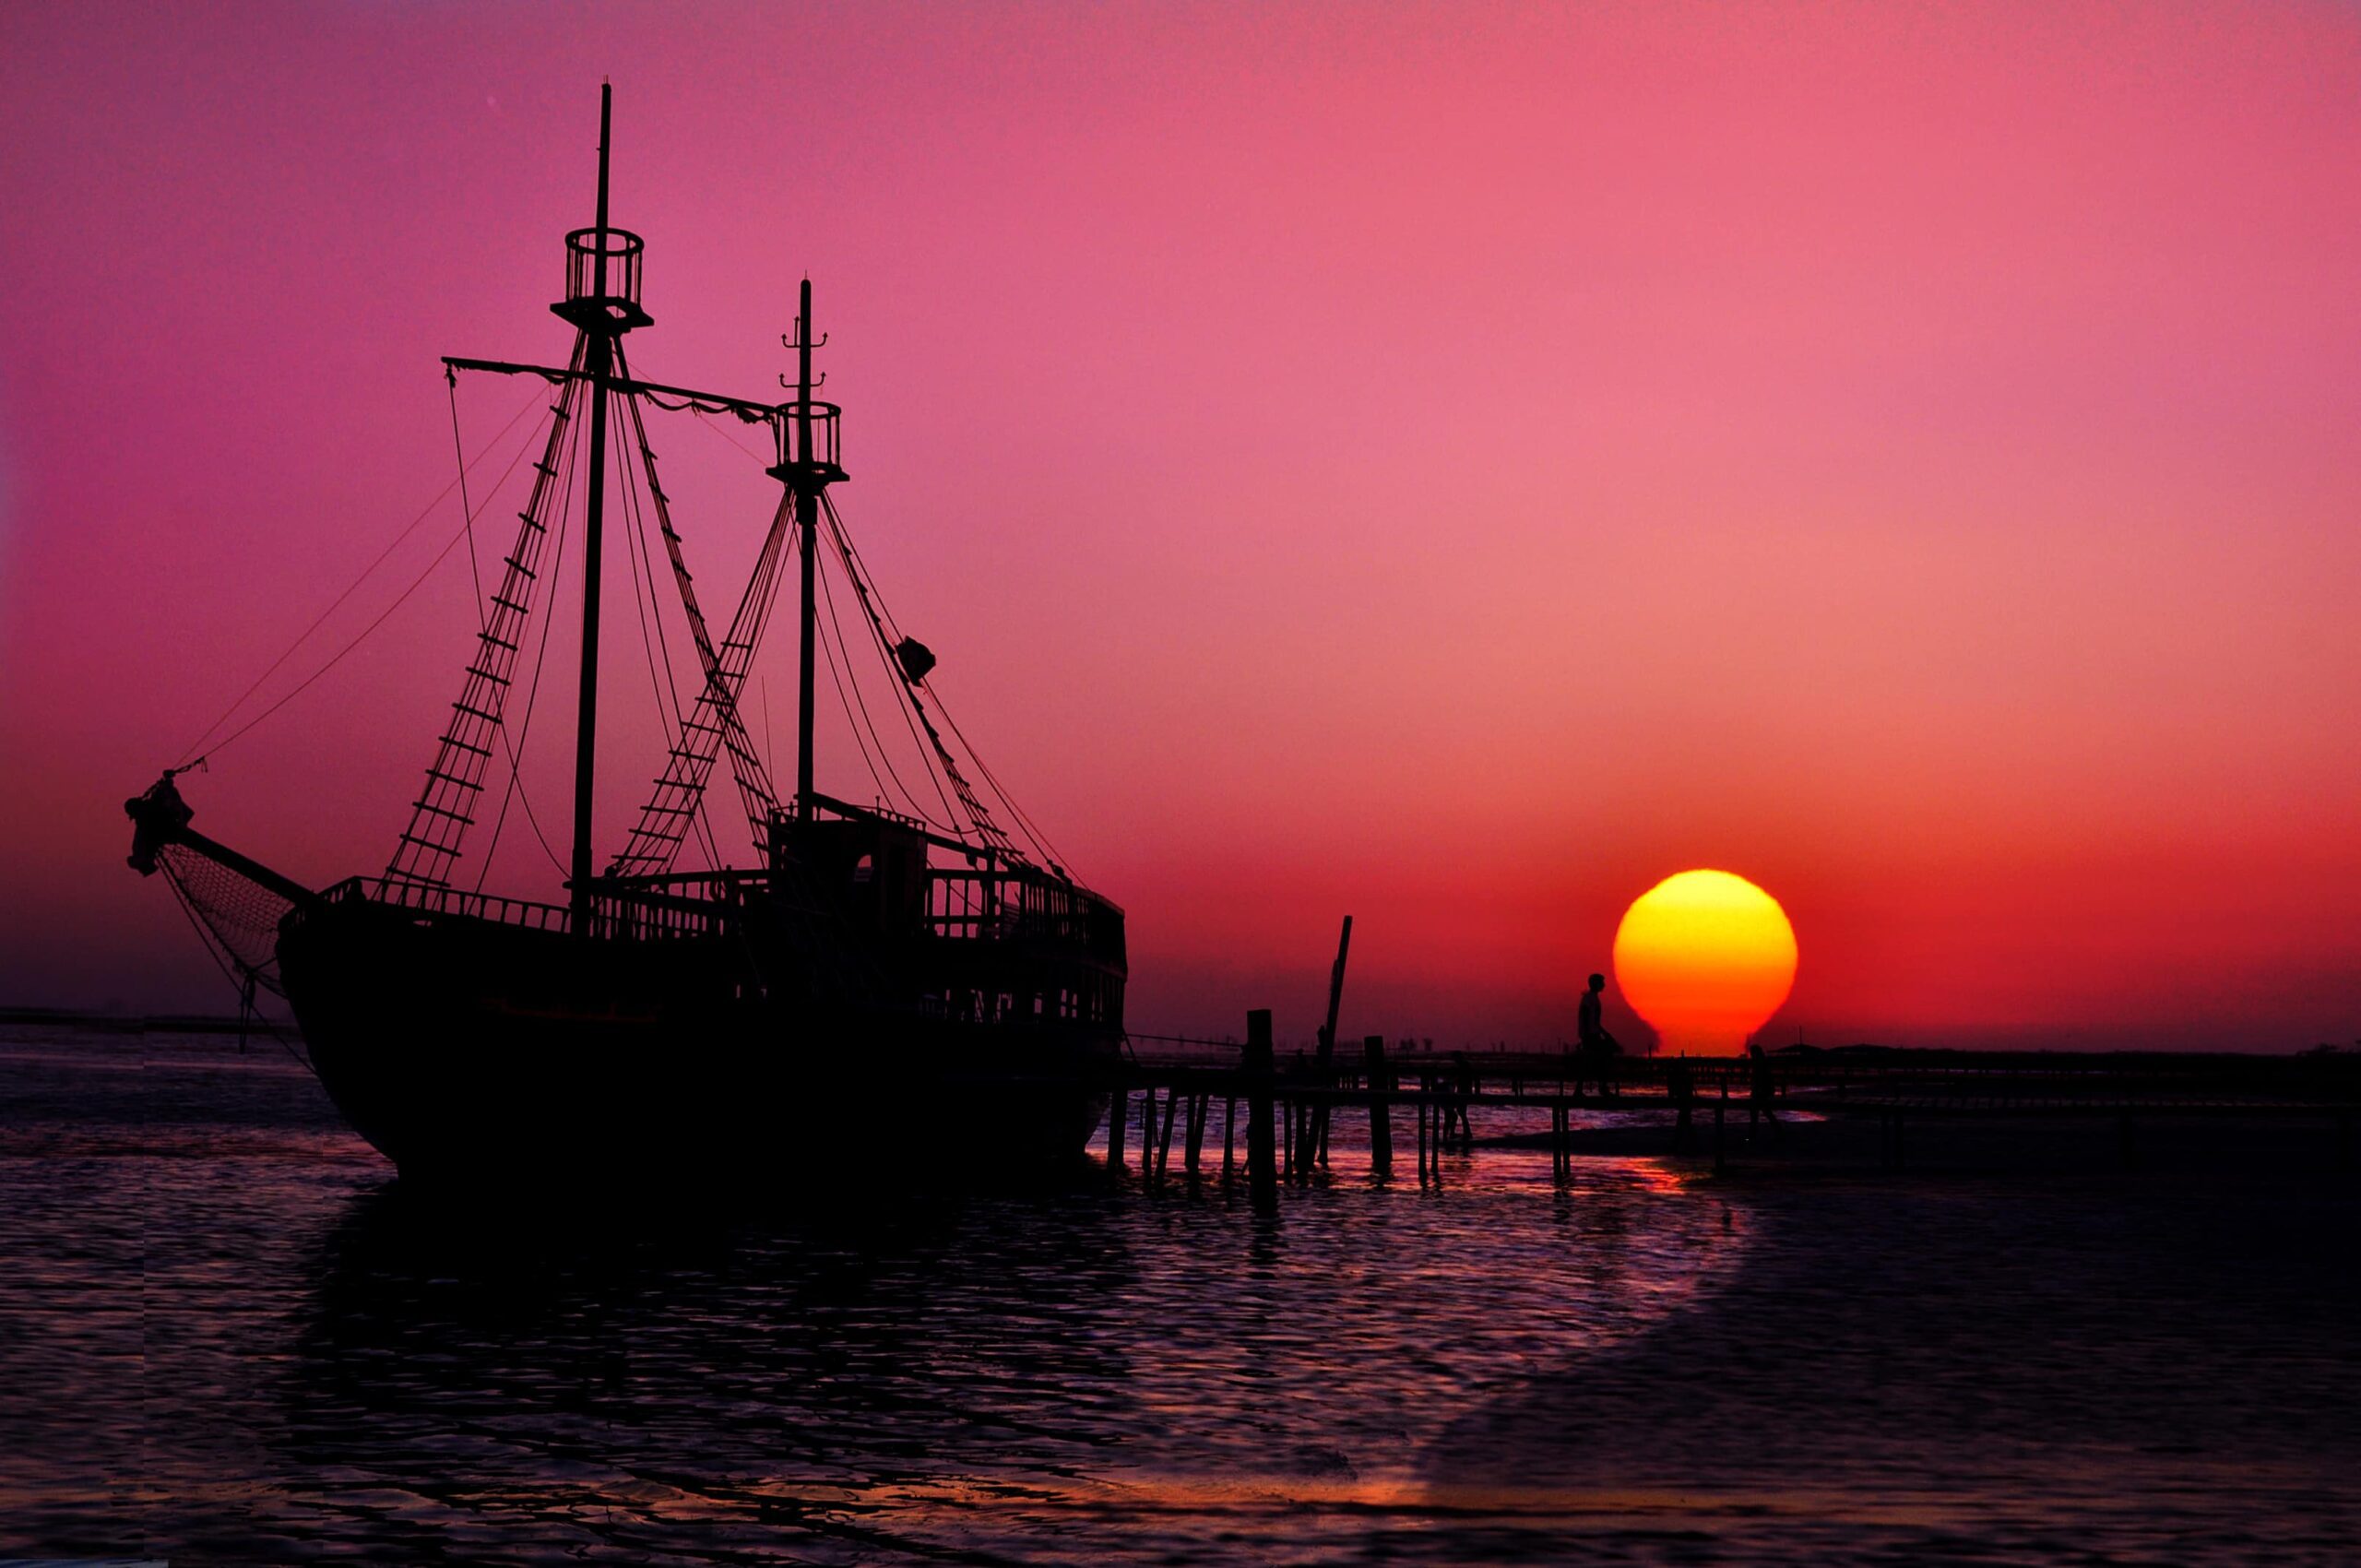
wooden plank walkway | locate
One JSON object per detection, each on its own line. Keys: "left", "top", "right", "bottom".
{"left": 1086, "top": 1013, "right": 2361, "bottom": 1204}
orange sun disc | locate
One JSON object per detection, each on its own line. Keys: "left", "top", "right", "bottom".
{"left": 1611, "top": 870, "right": 1797, "bottom": 1055}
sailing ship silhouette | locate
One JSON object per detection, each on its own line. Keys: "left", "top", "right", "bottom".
{"left": 125, "top": 87, "right": 1127, "bottom": 1184}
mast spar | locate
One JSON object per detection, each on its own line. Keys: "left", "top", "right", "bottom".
{"left": 795, "top": 281, "right": 818, "bottom": 819}
{"left": 769, "top": 279, "right": 847, "bottom": 822}
{"left": 398, "top": 86, "right": 841, "bottom": 897}
{"left": 570, "top": 82, "right": 617, "bottom": 923}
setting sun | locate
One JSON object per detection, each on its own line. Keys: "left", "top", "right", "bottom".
{"left": 1612, "top": 871, "right": 1798, "bottom": 1055}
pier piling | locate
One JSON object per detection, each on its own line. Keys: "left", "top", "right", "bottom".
{"left": 1098, "top": 1043, "right": 2358, "bottom": 1197}
{"left": 1244, "top": 1010, "right": 1278, "bottom": 1209}
{"left": 1157, "top": 1087, "right": 1180, "bottom": 1180}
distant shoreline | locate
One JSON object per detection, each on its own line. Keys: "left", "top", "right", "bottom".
{"left": 2, "top": 1003, "right": 2344, "bottom": 1059}
{"left": 0, "top": 1004, "right": 267, "bottom": 1035}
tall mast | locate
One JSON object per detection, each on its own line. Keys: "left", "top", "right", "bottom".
{"left": 571, "top": 84, "right": 617, "bottom": 923}
{"left": 795, "top": 279, "right": 817, "bottom": 818}
{"left": 767, "top": 279, "right": 844, "bottom": 821}
{"left": 394, "top": 84, "right": 649, "bottom": 902}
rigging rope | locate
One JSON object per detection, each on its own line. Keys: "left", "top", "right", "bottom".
{"left": 449, "top": 367, "right": 487, "bottom": 629}
{"left": 619, "top": 349, "right": 769, "bottom": 467}
{"left": 814, "top": 556, "right": 943, "bottom": 829}
{"left": 232, "top": 344, "right": 1086, "bottom": 897}
{"left": 814, "top": 544, "right": 956, "bottom": 831}
{"left": 622, "top": 354, "right": 789, "bottom": 826}
{"left": 821, "top": 493, "right": 1079, "bottom": 876}
{"left": 174, "top": 380, "right": 545, "bottom": 769}
{"left": 812, "top": 505, "right": 972, "bottom": 832}
{"left": 387, "top": 337, "right": 589, "bottom": 892}
{"left": 922, "top": 673, "right": 1080, "bottom": 878}
{"left": 601, "top": 343, "right": 791, "bottom": 877}
{"left": 615, "top": 388, "right": 734, "bottom": 874}
{"left": 814, "top": 495, "right": 1038, "bottom": 865}
{"left": 608, "top": 397, "right": 780, "bottom": 986}
{"left": 159, "top": 864, "right": 312, "bottom": 1069}
{"left": 640, "top": 399, "right": 1085, "bottom": 879}
{"left": 470, "top": 388, "right": 582, "bottom": 886}
{"left": 760, "top": 678, "right": 778, "bottom": 781}
{"left": 181, "top": 418, "right": 551, "bottom": 774}
{"left": 690, "top": 407, "right": 771, "bottom": 464}
{"left": 451, "top": 365, "right": 570, "bottom": 884}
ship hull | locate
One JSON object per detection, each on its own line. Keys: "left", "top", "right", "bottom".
{"left": 279, "top": 900, "right": 1117, "bottom": 1190}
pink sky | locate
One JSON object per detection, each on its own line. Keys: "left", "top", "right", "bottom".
{"left": 3, "top": 2, "right": 2356, "bottom": 1049}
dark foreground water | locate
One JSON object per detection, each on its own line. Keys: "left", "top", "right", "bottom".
{"left": 4, "top": 1026, "right": 2357, "bottom": 1565}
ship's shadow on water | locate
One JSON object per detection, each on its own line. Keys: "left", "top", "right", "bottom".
{"left": 267, "top": 1174, "right": 1152, "bottom": 1561}
{"left": 254, "top": 1162, "right": 1750, "bottom": 1565}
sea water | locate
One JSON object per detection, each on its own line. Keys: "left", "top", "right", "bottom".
{"left": 4, "top": 1024, "right": 2356, "bottom": 1564}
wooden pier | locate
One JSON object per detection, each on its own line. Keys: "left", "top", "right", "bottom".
{"left": 1088, "top": 1014, "right": 2361, "bottom": 1206}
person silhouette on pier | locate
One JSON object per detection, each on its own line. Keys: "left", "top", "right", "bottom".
{"left": 1577, "top": 974, "right": 1621, "bottom": 1099}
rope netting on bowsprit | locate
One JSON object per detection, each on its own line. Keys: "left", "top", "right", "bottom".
{"left": 157, "top": 842, "right": 293, "bottom": 1000}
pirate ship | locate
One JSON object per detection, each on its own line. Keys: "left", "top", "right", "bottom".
{"left": 125, "top": 88, "right": 1126, "bottom": 1184}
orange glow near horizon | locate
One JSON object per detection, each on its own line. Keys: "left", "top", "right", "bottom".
{"left": 1614, "top": 872, "right": 1798, "bottom": 1056}
{"left": 1, "top": 7, "right": 2357, "bottom": 1048}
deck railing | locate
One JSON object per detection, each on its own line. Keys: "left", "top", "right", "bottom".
{"left": 925, "top": 868, "right": 1124, "bottom": 962}
{"left": 323, "top": 876, "right": 573, "bottom": 933}
{"left": 315, "top": 876, "right": 741, "bottom": 943}
{"left": 314, "top": 865, "right": 1114, "bottom": 955}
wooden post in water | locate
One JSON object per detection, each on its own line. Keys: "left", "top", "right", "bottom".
{"left": 1245, "top": 1010, "right": 1278, "bottom": 1209}
{"left": 1140, "top": 1085, "right": 1157, "bottom": 1180}
{"left": 1418, "top": 1080, "right": 1445, "bottom": 1187}
{"left": 1223, "top": 1095, "right": 1237, "bottom": 1182}
{"left": 1184, "top": 1094, "right": 1205, "bottom": 1179}
{"left": 1365, "top": 1036, "right": 1393, "bottom": 1180}
{"left": 1157, "top": 1087, "right": 1180, "bottom": 1180}
{"left": 1311, "top": 916, "right": 1351, "bottom": 1171}
{"left": 1107, "top": 1085, "right": 1127, "bottom": 1175}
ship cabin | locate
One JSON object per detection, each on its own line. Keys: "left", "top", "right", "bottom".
{"left": 769, "top": 794, "right": 1127, "bottom": 1033}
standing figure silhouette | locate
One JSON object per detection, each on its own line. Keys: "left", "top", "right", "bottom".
{"left": 1577, "top": 973, "right": 1621, "bottom": 1099}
